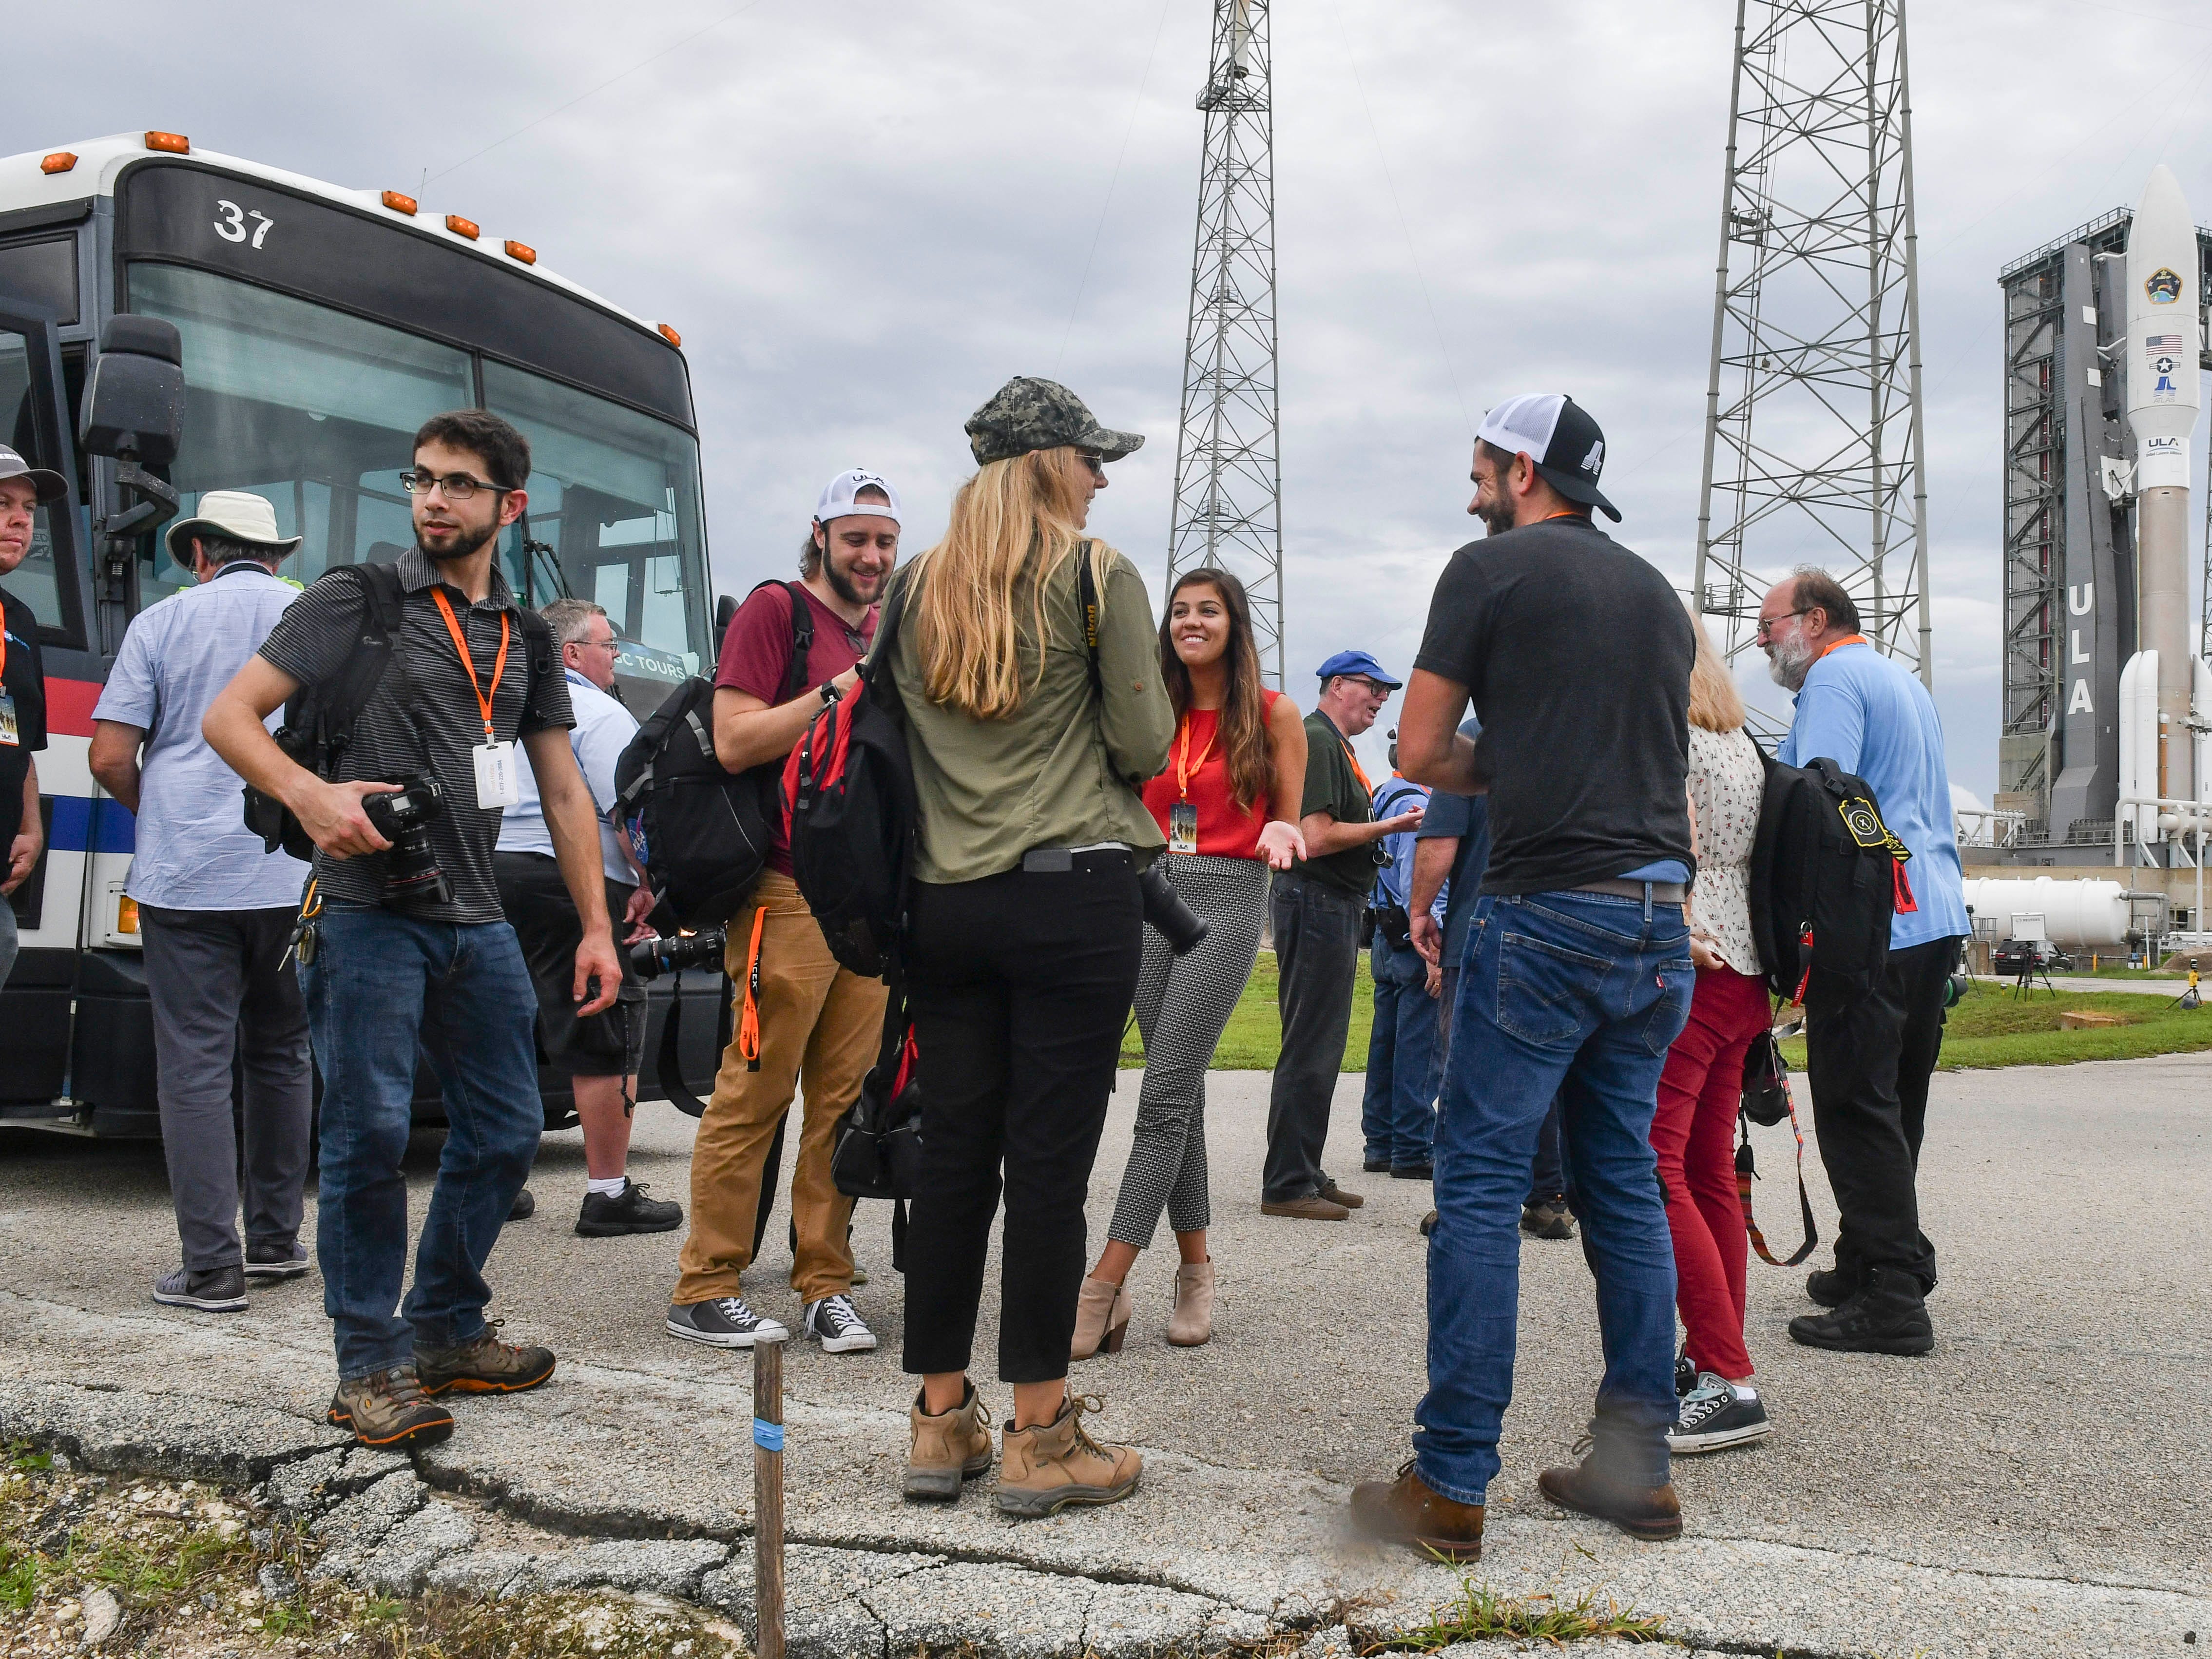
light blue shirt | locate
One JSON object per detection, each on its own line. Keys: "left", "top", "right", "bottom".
{"left": 1371, "top": 776, "right": 1445, "bottom": 920}
{"left": 1777, "top": 641, "right": 1968, "bottom": 952}
{"left": 496, "top": 667, "right": 638, "bottom": 885}
{"left": 93, "top": 562, "right": 309, "bottom": 911}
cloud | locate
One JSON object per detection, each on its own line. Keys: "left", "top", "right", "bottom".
{"left": 15, "top": 0, "right": 2212, "bottom": 791}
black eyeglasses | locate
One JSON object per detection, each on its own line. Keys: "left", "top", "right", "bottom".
{"left": 399, "top": 469, "right": 509, "bottom": 502}
{"left": 1078, "top": 453, "right": 1107, "bottom": 479}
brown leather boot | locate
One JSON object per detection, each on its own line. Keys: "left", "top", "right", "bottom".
{"left": 995, "top": 1395, "right": 1142, "bottom": 1517}
{"left": 1166, "top": 1260, "right": 1214, "bottom": 1347}
{"left": 1070, "top": 1274, "right": 1133, "bottom": 1360}
{"left": 904, "top": 1381, "right": 993, "bottom": 1502}
{"left": 1536, "top": 1453, "right": 1683, "bottom": 1540}
{"left": 1348, "top": 1461, "right": 1483, "bottom": 1561}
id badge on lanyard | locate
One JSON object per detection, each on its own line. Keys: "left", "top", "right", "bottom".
{"left": 1169, "top": 713, "right": 1216, "bottom": 857}
{"left": 1168, "top": 801, "right": 1198, "bottom": 855}
{"left": 0, "top": 626, "right": 15, "bottom": 746}
{"left": 431, "top": 587, "right": 519, "bottom": 809}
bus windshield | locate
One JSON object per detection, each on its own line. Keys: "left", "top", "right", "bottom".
{"left": 128, "top": 261, "right": 710, "bottom": 714}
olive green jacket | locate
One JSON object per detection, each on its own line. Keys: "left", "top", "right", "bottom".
{"left": 884, "top": 544, "right": 1173, "bottom": 886}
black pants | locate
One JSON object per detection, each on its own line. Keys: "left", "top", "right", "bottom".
{"left": 1802, "top": 935, "right": 1960, "bottom": 1291}
{"left": 1439, "top": 962, "right": 1565, "bottom": 1204}
{"left": 901, "top": 854, "right": 1143, "bottom": 1385}
{"left": 1264, "top": 870, "right": 1365, "bottom": 1203}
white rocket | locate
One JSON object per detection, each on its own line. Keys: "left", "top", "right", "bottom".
{"left": 2117, "top": 164, "right": 2210, "bottom": 842}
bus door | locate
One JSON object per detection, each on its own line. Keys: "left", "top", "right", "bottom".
{"left": 0, "top": 298, "right": 99, "bottom": 1114}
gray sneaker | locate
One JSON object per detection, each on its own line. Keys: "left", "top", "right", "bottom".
{"left": 1666, "top": 1374, "right": 1773, "bottom": 1454}
{"left": 802, "top": 1293, "right": 878, "bottom": 1353}
{"left": 245, "top": 1241, "right": 311, "bottom": 1281}
{"left": 666, "top": 1296, "right": 789, "bottom": 1349}
{"left": 153, "top": 1265, "right": 248, "bottom": 1312}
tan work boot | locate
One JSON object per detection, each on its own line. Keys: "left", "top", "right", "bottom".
{"left": 1166, "top": 1260, "right": 1214, "bottom": 1347}
{"left": 904, "top": 1381, "right": 993, "bottom": 1502}
{"left": 326, "top": 1366, "right": 455, "bottom": 1449}
{"left": 995, "top": 1394, "right": 1142, "bottom": 1517}
{"left": 414, "top": 1320, "right": 557, "bottom": 1397}
{"left": 1070, "top": 1274, "right": 1133, "bottom": 1360}
{"left": 1261, "top": 1194, "right": 1350, "bottom": 1221}
{"left": 1349, "top": 1460, "right": 1484, "bottom": 1562}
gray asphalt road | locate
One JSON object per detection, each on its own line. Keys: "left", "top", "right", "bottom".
{"left": 1969, "top": 973, "right": 2193, "bottom": 999}
{"left": 3, "top": 1052, "right": 2207, "bottom": 1655}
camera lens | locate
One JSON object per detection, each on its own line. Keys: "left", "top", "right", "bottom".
{"left": 362, "top": 776, "right": 451, "bottom": 910}
{"left": 627, "top": 927, "right": 728, "bottom": 983}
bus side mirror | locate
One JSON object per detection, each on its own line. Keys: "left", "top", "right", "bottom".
{"left": 79, "top": 316, "right": 184, "bottom": 466}
{"left": 713, "top": 592, "right": 737, "bottom": 656}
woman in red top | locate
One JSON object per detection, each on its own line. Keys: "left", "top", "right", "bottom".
{"left": 1072, "top": 568, "right": 1307, "bottom": 1354}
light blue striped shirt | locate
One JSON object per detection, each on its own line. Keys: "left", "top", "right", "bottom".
{"left": 93, "top": 562, "right": 309, "bottom": 911}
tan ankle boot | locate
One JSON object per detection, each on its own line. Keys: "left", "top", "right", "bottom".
{"left": 995, "top": 1394, "right": 1142, "bottom": 1517}
{"left": 1166, "top": 1260, "right": 1214, "bottom": 1347}
{"left": 1069, "top": 1274, "right": 1133, "bottom": 1360}
{"left": 903, "top": 1382, "right": 993, "bottom": 1502}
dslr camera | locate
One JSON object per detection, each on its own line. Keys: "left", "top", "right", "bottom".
{"left": 1139, "top": 861, "right": 1209, "bottom": 956}
{"left": 362, "top": 775, "right": 450, "bottom": 908}
{"left": 628, "top": 927, "right": 730, "bottom": 982}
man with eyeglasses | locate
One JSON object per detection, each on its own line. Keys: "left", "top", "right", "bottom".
{"left": 1261, "top": 651, "right": 1423, "bottom": 1223}
{"left": 207, "top": 409, "right": 619, "bottom": 1449}
{"left": 494, "top": 597, "right": 678, "bottom": 1240}
{"left": 1757, "top": 568, "right": 1967, "bottom": 1357}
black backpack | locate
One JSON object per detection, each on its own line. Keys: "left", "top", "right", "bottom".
{"left": 615, "top": 580, "right": 813, "bottom": 930}
{"left": 781, "top": 572, "right": 917, "bottom": 979}
{"left": 1748, "top": 750, "right": 1913, "bottom": 1000}
{"left": 242, "top": 563, "right": 555, "bottom": 860}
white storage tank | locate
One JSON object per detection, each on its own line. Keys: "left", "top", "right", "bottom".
{"left": 1960, "top": 877, "right": 2129, "bottom": 947}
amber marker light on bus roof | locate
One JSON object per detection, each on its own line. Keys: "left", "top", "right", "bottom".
{"left": 504, "top": 240, "right": 537, "bottom": 265}
{"left": 40, "top": 153, "right": 77, "bottom": 174}
{"left": 382, "top": 190, "right": 418, "bottom": 215}
{"left": 144, "top": 132, "right": 191, "bottom": 154}
{"left": 445, "top": 214, "right": 480, "bottom": 240}
{"left": 658, "top": 324, "right": 682, "bottom": 347}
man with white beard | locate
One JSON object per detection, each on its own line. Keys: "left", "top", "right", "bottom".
{"left": 1756, "top": 569, "right": 1967, "bottom": 1357}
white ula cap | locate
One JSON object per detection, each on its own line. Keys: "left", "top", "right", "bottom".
{"left": 814, "top": 468, "right": 902, "bottom": 526}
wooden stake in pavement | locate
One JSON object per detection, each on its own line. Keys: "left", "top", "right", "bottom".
{"left": 753, "top": 1331, "right": 786, "bottom": 1659}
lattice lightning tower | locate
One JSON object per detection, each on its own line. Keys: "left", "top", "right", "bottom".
{"left": 1693, "top": 0, "right": 1933, "bottom": 702}
{"left": 1167, "top": 0, "right": 1284, "bottom": 687}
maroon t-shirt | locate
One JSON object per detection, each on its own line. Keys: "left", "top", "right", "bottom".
{"left": 714, "top": 581, "right": 877, "bottom": 873}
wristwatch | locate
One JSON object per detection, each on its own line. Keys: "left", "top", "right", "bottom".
{"left": 818, "top": 681, "right": 838, "bottom": 706}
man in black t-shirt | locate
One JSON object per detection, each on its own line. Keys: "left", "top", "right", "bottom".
{"left": 207, "top": 410, "right": 619, "bottom": 1452}
{"left": 0, "top": 447, "right": 59, "bottom": 990}
{"left": 1350, "top": 396, "right": 1695, "bottom": 1563}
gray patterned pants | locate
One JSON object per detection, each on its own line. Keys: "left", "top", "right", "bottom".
{"left": 1107, "top": 855, "right": 1270, "bottom": 1248}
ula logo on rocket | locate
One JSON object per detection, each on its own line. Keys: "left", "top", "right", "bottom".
{"left": 2146, "top": 267, "right": 2184, "bottom": 304}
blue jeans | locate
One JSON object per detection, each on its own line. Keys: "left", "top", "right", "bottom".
{"left": 302, "top": 903, "right": 542, "bottom": 1379}
{"left": 1418, "top": 890, "right": 1693, "bottom": 1505}
{"left": 1362, "top": 938, "right": 1438, "bottom": 1167}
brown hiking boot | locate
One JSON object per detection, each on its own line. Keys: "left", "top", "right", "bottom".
{"left": 904, "top": 1382, "right": 994, "bottom": 1502}
{"left": 327, "top": 1367, "right": 455, "bottom": 1448}
{"left": 1349, "top": 1461, "right": 1484, "bottom": 1562}
{"left": 1261, "top": 1194, "right": 1351, "bottom": 1221}
{"left": 1536, "top": 1451, "right": 1683, "bottom": 1540}
{"left": 995, "top": 1394, "right": 1142, "bottom": 1518}
{"left": 414, "top": 1320, "right": 557, "bottom": 1397}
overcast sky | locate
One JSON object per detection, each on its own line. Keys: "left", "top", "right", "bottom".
{"left": 18, "top": 0, "right": 2212, "bottom": 791}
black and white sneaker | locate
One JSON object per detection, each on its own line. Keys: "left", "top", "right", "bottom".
{"left": 152, "top": 1265, "right": 248, "bottom": 1312}
{"left": 1666, "top": 1373, "right": 1772, "bottom": 1454}
{"left": 666, "top": 1297, "right": 789, "bottom": 1349}
{"left": 803, "top": 1294, "right": 878, "bottom": 1353}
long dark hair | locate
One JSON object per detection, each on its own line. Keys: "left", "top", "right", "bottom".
{"left": 1158, "top": 567, "right": 1272, "bottom": 813}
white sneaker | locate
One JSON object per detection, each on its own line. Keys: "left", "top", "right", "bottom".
{"left": 802, "top": 1293, "right": 878, "bottom": 1353}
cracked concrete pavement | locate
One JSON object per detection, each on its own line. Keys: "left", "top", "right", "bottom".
{"left": 2, "top": 1051, "right": 2208, "bottom": 1656}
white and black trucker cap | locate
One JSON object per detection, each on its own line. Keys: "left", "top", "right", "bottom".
{"left": 1475, "top": 394, "right": 1618, "bottom": 522}
{"left": 814, "top": 468, "right": 902, "bottom": 526}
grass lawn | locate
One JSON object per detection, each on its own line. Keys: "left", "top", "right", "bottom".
{"left": 1122, "top": 956, "right": 2212, "bottom": 1073}
{"left": 1780, "top": 985, "right": 2212, "bottom": 1072}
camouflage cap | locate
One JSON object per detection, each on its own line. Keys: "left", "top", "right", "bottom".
{"left": 963, "top": 376, "right": 1145, "bottom": 467}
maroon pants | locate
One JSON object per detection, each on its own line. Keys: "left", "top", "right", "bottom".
{"left": 1649, "top": 964, "right": 1770, "bottom": 1380}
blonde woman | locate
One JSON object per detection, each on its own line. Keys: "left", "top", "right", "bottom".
{"left": 889, "top": 378, "right": 1174, "bottom": 1517}
{"left": 1651, "top": 608, "right": 1774, "bottom": 1455}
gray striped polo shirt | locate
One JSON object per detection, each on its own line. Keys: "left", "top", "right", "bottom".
{"left": 255, "top": 547, "right": 573, "bottom": 923}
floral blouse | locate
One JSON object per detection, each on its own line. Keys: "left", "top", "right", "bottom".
{"left": 1686, "top": 723, "right": 1765, "bottom": 977}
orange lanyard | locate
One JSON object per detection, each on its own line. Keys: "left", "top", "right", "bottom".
{"left": 1817, "top": 633, "right": 1870, "bottom": 661}
{"left": 1340, "top": 737, "right": 1372, "bottom": 796}
{"left": 429, "top": 587, "right": 511, "bottom": 744}
{"left": 1174, "top": 711, "right": 1219, "bottom": 800}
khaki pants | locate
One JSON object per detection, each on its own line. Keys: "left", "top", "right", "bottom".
{"left": 673, "top": 871, "right": 886, "bottom": 1306}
